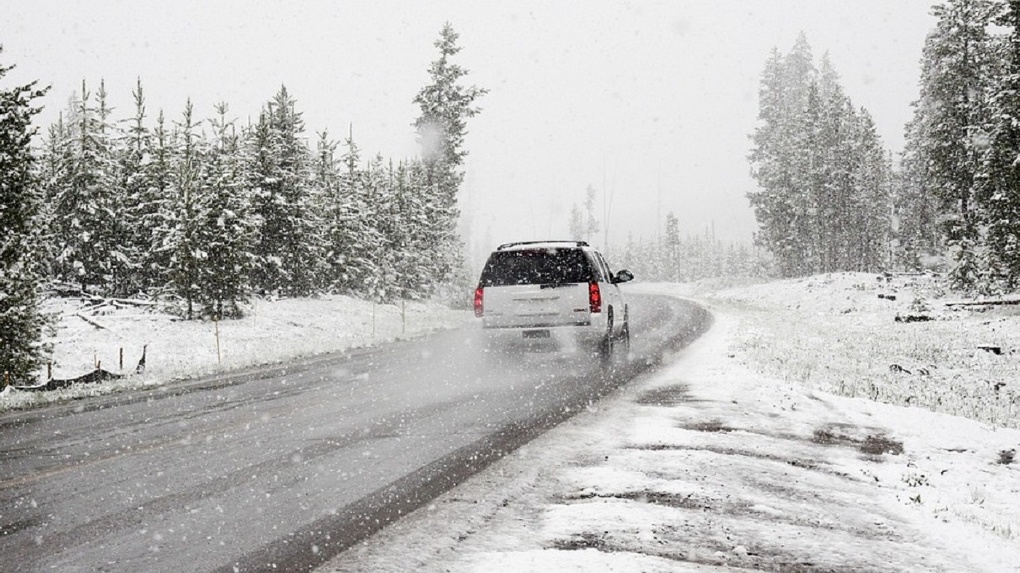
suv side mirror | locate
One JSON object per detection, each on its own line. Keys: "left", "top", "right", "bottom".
{"left": 612, "top": 269, "right": 634, "bottom": 284}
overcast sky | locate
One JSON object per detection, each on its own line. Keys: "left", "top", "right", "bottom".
{"left": 2, "top": 1, "right": 938, "bottom": 263}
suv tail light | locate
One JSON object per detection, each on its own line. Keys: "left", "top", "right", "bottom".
{"left": 474, "top": 286, "right": 484, "bottom": 317}
{"left": 588, "top": 282, "right": 602, "bottom": 314}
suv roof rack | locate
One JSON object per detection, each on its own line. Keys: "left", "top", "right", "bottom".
{"left": 496, "top": 240, "right": 589, "bottom": 251}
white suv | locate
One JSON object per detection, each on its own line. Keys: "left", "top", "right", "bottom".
{"left": 473, "top": 241, "right": 634, "bottom": 360}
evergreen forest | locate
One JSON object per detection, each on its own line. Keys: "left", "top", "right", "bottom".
{"left": 0, "top": 23, "right": 484, "bottom": 382}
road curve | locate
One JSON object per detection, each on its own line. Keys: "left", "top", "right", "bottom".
{"left": 0, "top": 293, "right": 709, "bottom": 572}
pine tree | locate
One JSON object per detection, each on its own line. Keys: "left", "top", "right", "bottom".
{"left": 117, "top": 78, "right": 153, "bottom": 295}
{"left": 910, "top": 0, "right": 1000, "bottom": 288}
{"left": 978, "top": 0, "right": 1020, "bottom": 290}
{"left": 663, "top": 213, "right": 681, "bottom": 282}
{"left": 749, "top": 39, "right": 818, "bottom": 277}
{"left": 390, "top": 159, "right": 430, "bottom": 300}
{"left": 38, "top": 112, "right": 71, "bottom": 283}
{"left": 848, "top": 110, "right": 894, "bottom": 271}
{"left": 413, "top": 22, "right": 487, "bottom": 293}
{"left": 140, "top": 109, "right": 175, "bottom": 291}
{"left": 898, "top": 116, "right": 942, "bottom": 270}
{"left": 50, "top": 80, "right": 121, "bottom": 294}
{"left": 195, "top": 103, "right": 257, "bottom": 318}
{"left": 583, "top": 185, "right": 600, "bottom": 244}
{"left": 568, "top": 205, "right": 584, "bottom": 241}
{"left": 750, "top": 36, "right": 894, "bottom": 277}
{"left": 248, "top": 86, "right": 323, "bottom": 297}
{"left": 95, "top": 80, "right": 133, "bottom": 295}
{"left": 360, "top": 154, "right": 393, "bottom": 302}
{"left": 319, "top": 128, "right": 381, "bottom": 296}
{"left": 163, "top": 100, "right": 204, "bottom": 318}
{"left": 0, "top": 47, "right": 50, "bottom": 383}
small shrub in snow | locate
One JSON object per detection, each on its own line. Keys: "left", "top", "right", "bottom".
{"left": 998, "top": 449, "right": 1016, "bottom": 465}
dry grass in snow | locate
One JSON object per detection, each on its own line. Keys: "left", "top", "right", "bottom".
{"left": 692, "top": 272, "right": 1020, "bottom": 430}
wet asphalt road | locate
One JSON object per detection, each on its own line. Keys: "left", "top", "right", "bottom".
{"left": 0, "top": 293, "right": 709, "bottom": 572}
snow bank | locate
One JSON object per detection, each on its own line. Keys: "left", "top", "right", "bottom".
{"left": 0, "top": 295, "right": 470, "bottom": 412}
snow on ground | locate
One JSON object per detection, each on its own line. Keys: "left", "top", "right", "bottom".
{"left": 0, "top": 295, "right": 470, "bottom": 411}
{"left": 323, "top": 274, "right": 1020, "bottom": 572}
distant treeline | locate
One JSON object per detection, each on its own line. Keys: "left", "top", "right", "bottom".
{"left": 617, "top": 213, "right": 772, "bottom": 283}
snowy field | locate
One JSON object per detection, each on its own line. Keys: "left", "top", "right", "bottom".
{"left": 324, "top": 274, "right": 1020, "bottom": 572}
{"left": 0, "top": 294, "right": 470, "bottom": 411}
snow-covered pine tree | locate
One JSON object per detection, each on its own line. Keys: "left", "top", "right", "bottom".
{"left": 795, "top": 79, "right": 825, "bottom": 273}
{"left": 413, "top": 22, "right": 486, "bottom": 294}
{"left": 898, "top": 115, "right": 942, "bottom": 271}
{"left": 816, "top": 54, "right": 852, "bottom": 272}
{"left": 390, "top": 159, "right": 430, "bottom": 300}
{"left": 848, "top": 110, "right": 894, "bottom": 271}
{"left": 50, "top": 80, "right": 122, "bottom": 294}
{"left": 163, "top": 100, "right": 204, "bottom": 319}
{"left": 195, "top": 103, "right": 257, "bottom": 318}
{"left": 910, "top": 0, "right": 1000, "bottom": 288}
{"left": 583, "top": 185, "right": 600, "bottom": 245}
{"left": 664, "top": 212, "right": 681, "bottom": 282}
{"left": 95, "top": 80, "right": 133, "bottom": 296}
{"left": 247, "top": 86, "right": 323, "bottom": 297}
{"left": 116, "top": 78, "right": 154, "bottom": 295}
{"left": 319, "top": 128, "right": 382, "bottom": 296}
{"left": 568, "top": 205, "right": 584, "bottom": 241}
{"left": 0, "top": 47, "right": 49, "bottom": 383}
{"left": 359, "top": 154, "right": 393, "bottom": 303}
{"left": 978, "top": 0, "right": 1020, "bottom": 291}
{"left": 750, "top": 36, "right": 893, "bottom": 277}
{"left": 38, "top": 112, "right": 71, "bottom": 284}
{"left": 139, "top": 109, "right": 175, "bottom": 292}
{"left": 748, "top": 44, "right": 815, "bottom": 278}
{"left": 312, "top": 130, "right": 344, "bottom": 291}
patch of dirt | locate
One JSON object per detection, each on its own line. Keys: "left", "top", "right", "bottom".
{"left": 680, "top": 419, "right": 733, "bottom": 432}
{"left": 635, "top": 384, "right": 707, "bottom": 406}
{"left": 549, "top": 522, "right": 887, "bottom": 573}
{"left": 549, "top": 531, "right": 608, "bottom": 551}
{"left": 860, "top": 435, "right": 904, "bottom": 456}
{"left": 628, "top": 443, "right": 823, "bottom": 473}
{"left": 563, "top": 487, "right": 903, "bottom": 545}
{"left": 812, "top": 427, "right": 904, "bottom": 456}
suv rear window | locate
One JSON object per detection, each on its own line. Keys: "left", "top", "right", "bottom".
{"left": 479, "top": 248, "right": 594, "bottom": 286}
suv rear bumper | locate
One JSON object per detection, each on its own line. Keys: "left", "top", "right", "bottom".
{"left": 479, "top": 318, "right": 607, "bottom": 348}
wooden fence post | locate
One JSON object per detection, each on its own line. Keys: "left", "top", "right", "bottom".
{"left": 215, "top": 319, "right": 222, "bottom": 365}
